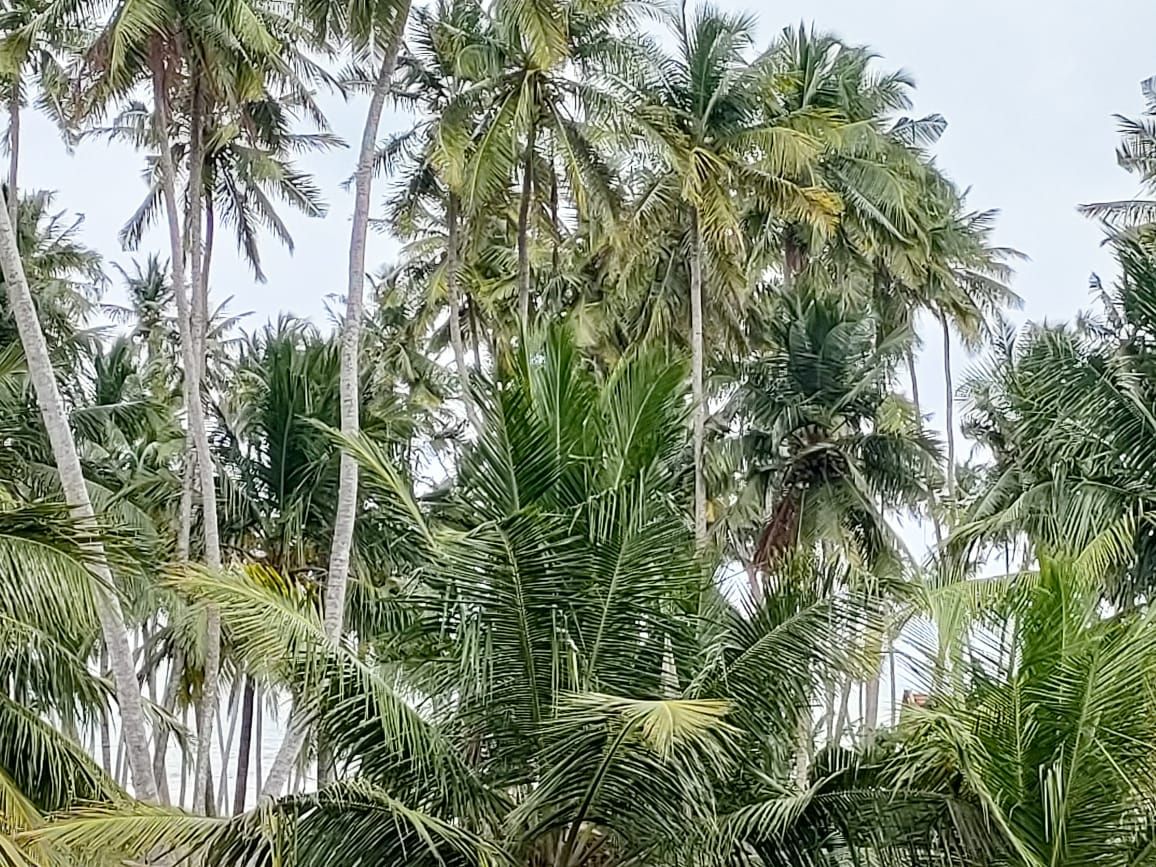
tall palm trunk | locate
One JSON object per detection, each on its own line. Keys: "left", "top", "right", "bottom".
{"left": 99, "top": 649, "right": 112, "bottom": 775}
{"left": 689, "top": 208, "right": 707, "bottom": 547}
{"left": 863, "top": 633, "right": 881, "bottom": 742}
{"left": 888, "top": 633, "right": 897, "bottom": 726}
{"left": 266, "top": 7, "right": 410, "bottom": 799}
{"left": 183, "top": 79, "right": 223, "bottom": 815}
{"left": 323, "top": 9, "right": 407, "bottom": 642}
{"left": 0, "top": 190, "right": 159, "bottom": 801}
{"left": 833, "top": 676, "right": 853, "bottom": 743}
{"left": 469, "top": 298, "right": 482, "bottom": 370}
{"left": 215, "top": 682, "right": 240, "bottom": 814}
{"left": 516, "top": 120, "right": 536, "bottom": 326}
{"left": 906, "top": 348, "right": 943, "bottom": 548}
{"left": 447, "top": 192, "right": 480, "bottom": 431}
{"left": 153, "top": 646, "right": 185, "bottom": 804}
{"left": 940, "top": 314, "right": 956, "bottom": 503}
{"left": 7, "top": 89, "right": 18, "bottom": 226}
{"left": 232, "top": 676, "right": 255, "bottom": 814}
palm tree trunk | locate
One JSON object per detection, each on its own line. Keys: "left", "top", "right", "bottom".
{"left": 0, "top": 189, "right": 159, "bottom": 802}
{"left": 888, "top": 633, "right": 897, "bottom": 726}
{"left": 215, "top": 682, "right": 240, "bottom": 814}
{"left": 468, "top": 298, "right": 482, "bottom": 370}
{"left": 447, "top": 193, "right": 480, "bottom": 432}
{"left": 178, "top": 706, "right": 189, "bottom": 808}
{"left": 516, "top": 120, "right": 536, "bottom": 326}
{"left": 253, "top": 688, "right": 263, "bottom": 803}
{"left": 793, "top": 706, "right": 810, "bottom": 788}
{"left": 689, "top": 208, "right": 707, "bottom": 547}
{"left": 323, "top": 6, "right": 408, "bottom": 644}
{"left": 7, "top": 89, "right": 18, "bottom": 227}
{"left": 317, "top": 734, "right": 333, "bottom": 785}
{"left": 99, "top": 649, "right": 112, "bottom": 775}
{"left": 906, "top": 348, "right": 943, "bottom": 547}
{"left": 833, "top": 676, "right": 853, "bottom": 743}
{"left": 184, "top": 77, "right": 223, "bottom": 816}
{"left": 940, "top": 314, "right": 956, "bottom": 503}
{"left": 268, "top": 6, "right": 410, "bottom": 799}
{"left": 153, "top": 646, "right": 185, "bottom": 805}
{"left": 864, "top": 637, "right": 881, "bottom": 742}
{"left": 232, "top": 676, "right": 255, "bottom": 815}
{"left": 176, "top": 437, "right": 195, "bottom": 561}
{"left": 115, "top": 731, "right": 126, "bottom": 786}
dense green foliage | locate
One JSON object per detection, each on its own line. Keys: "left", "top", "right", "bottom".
{"left": 0, "top": 0, "right": 1155, "bottom": 863}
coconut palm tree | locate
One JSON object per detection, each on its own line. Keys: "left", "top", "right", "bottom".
{"left": 463, "top": 0, "right": 635, "bottom": 327}
{"left": 381, "top": 0, "right": 492, "bottom": 430}
{"left": 0, "top": 0, "right": 81, "bottom": 225}
{"left": 955, "top": 237, "right": 1156, "bottom": 606}
{"left": 0, "top": 498, "right": 128, "bottom": 860}
{"left": 71, "top": 0, "right": 287, "bottom": 806}
{"left": 902, "top": 556, "right": 1156, "bottom": 867}
{"left": 733, "top": 292, "right": 938, "bottom": 573}
{"left": 627, "top": 4, "right": 841, "bottom": 546}
{"left": 1079, "top": 75, "right": 1156, "bottom": 231}
{"left": 36, "top": 325, "right": 876, "bottom": 866}
{"left": 0, "top": 184, "right": 160, "bottom": 800}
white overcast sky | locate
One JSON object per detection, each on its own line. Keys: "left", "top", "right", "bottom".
{"left": 20, "top": 0, "right": 1155, "bottom": 500}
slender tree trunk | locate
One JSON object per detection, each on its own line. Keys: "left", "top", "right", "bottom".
{"left": 232, "top": 676, "right": 255, "bottom": 815}
{"left": 888, "top": 633, "right": 897, "bottom": 726}
{"left": 323, "top": 11, "right": 407, "bottom": 646}
{"left": 317, "top": 735, "right": 334, "bottom": 786}
{"left": 115, "top": 731, "right": 126, "bottom": 787}
{"left": 864, "top": 638, "right": 880, "bottom": 743}
{"left": 689, "top": 209, "right": 707, "bottom": 547}
{"left": 447, "top": 193, "right": 480, "bottom": 431}
{"left": 793, "top": 706, "right": 810, "bottom": 788}
{"left": 906, "top": 348, "right": 943, "bottom": 548}
{"left": 253, "top": 688, "right": 263, "bottom": 803}
{"left": 178, "top": 704, "right": 189, "bottom": 808}
{"left": 153, "top": 647, "right": 185, "bottom": 805}
{"left": 203, "top": 759, "right": 215, "bottom": 816}
{"left": 549, "top": 165, "right": 559, "bottom": 273}
{"left": 0, "top": 189, "right": 159, "bottom": 801}
{"left": 201, "top": 196, "right": 215, "bottom": 321}
{"left": 823, "top": 677, "right": 836, "bottom": 741}
{"left": 266, "top": 5, "right": 411, "bottom": 800}
{"left": 516, "top": 120, "right": 536, "bottom": 326}
{"left": 833, "top": 677, "right": 853, "bottom": 743}
{"left": 183, "top": 78, "right": 223, "bottom": 816}
{"left": 99, "top": 657, "right": 113, "bottom": 776}
{"left": 6, "top": 90, "right": 17, "bottom": 227}
{"left": 468, "top": 298, "right": 482, "bottom": 370}
{"left": 216, "top": 682, "right": 240, "bottom": 814}
{"left": 176, "top": 441, "right": 195, "bottom": 561}
{"left": 940, "top": 315, "right": 956, "bottom": 503}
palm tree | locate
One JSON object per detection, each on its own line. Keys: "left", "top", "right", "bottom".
{"left": 629, "top": 4, "right": 841, "bottom": 545}
{"left": 1079, "top": 75, "right": 1156, "bottom": 230}
{"left": 955, "top": 238, "right": 1156, "bottom": 606}
{"left": 0, "top": 499, "right": 127, "bottom": 860}
{"left": 733, "top": 293, "right": 938, "bottom": 572}
{"left": 463, "top": 0, "right": 634, "bottom": 327}
{"left": 757, "top": 24, "right": 934, "bottom": 287}
{"left": 38, "top": 325, "right": 874, "bottom": 866}
{"left": 0, "top": 0, "right": 79, "bottom": 224}
{"left": 900, "top": 557, "right": 1156, "bottom": 867}
{"left": 71, "top": 0, "right": 284, "bottom": 807}
{"left": 103, "top": 91, "right": 340, "bottom": 284}
{"left": 724, "top": 290, "right": 938, "bottom": 741}
{"left": 383, "top": 0, "right": 491, "bottom": 430}
{"left": 252, "top": 0, "right": 415, "bottom": 795}
{"left": 0, "top": 188, "right": 159, "bottom": 801}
